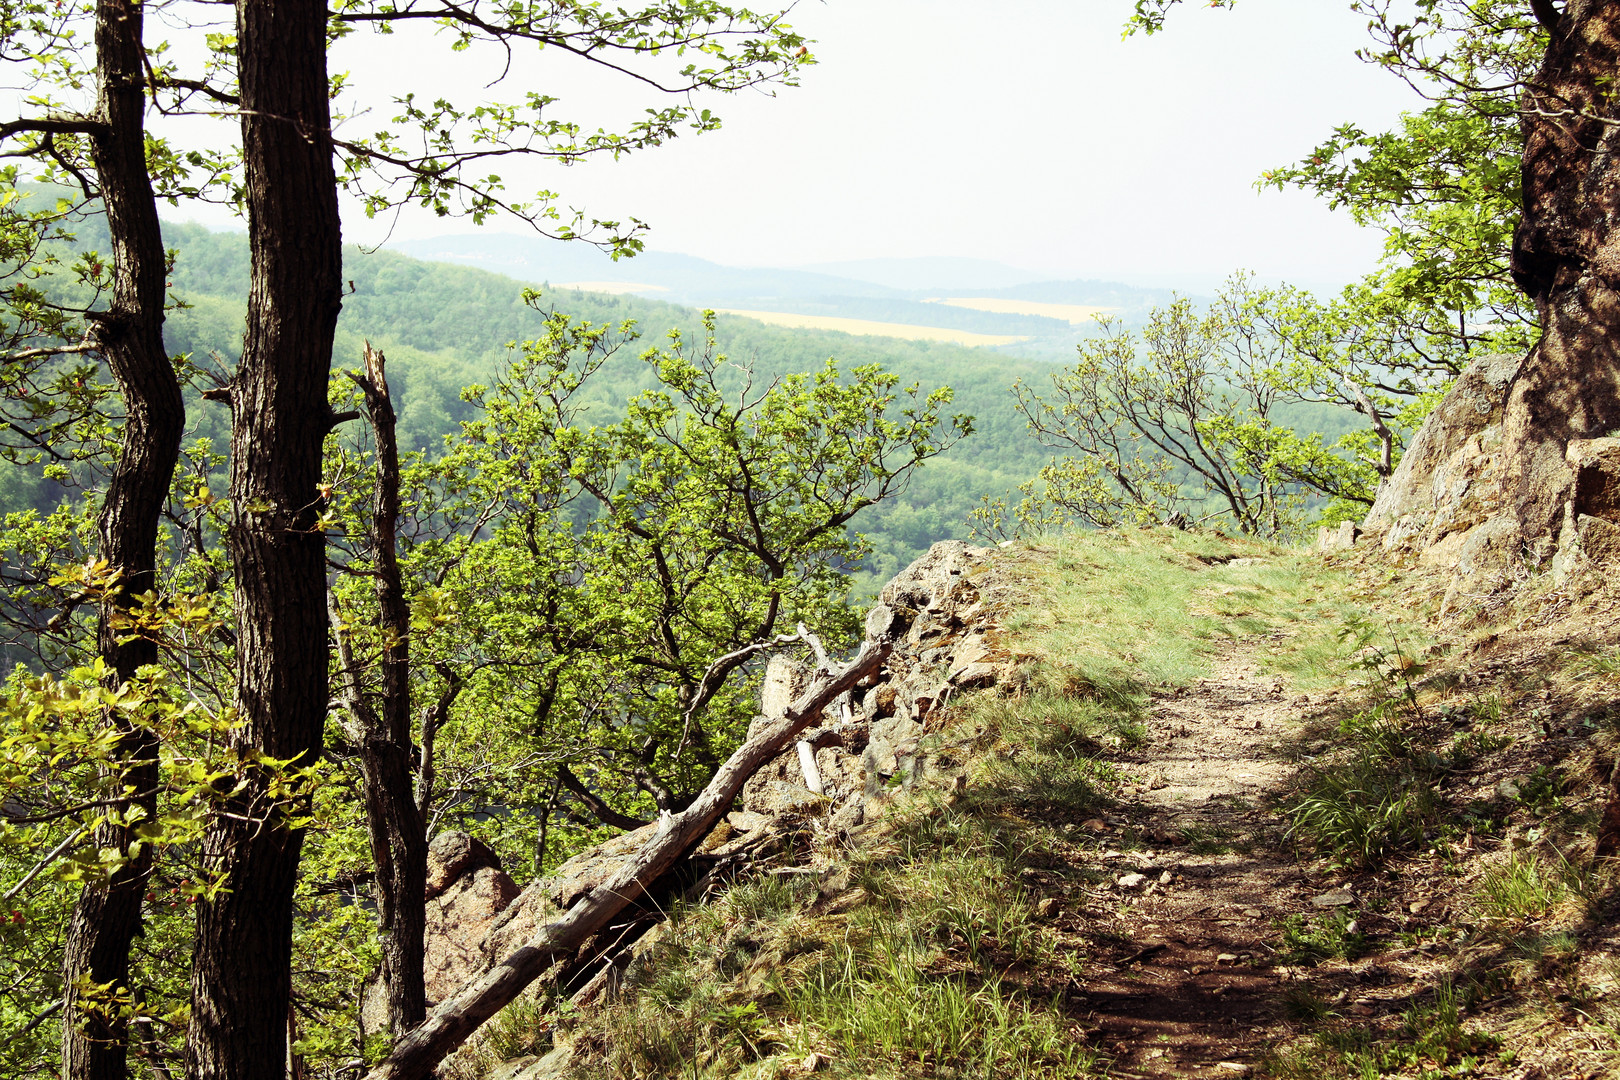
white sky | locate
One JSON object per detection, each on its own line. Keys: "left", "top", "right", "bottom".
{"left": 166, "top": 0, "right": 1426, "bottom": 292}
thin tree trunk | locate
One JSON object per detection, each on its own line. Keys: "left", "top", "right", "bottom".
{"left": 1506, "top": 1, "right": 1620, "bottom": 546}
{"left": 341, "top": 343, "right": 428, "bottom": 1035}
{"left": 363, "top": 634, "right": 891, "bottom": 1080}
{"left": 185, "top": 0, "right": 341, "bottom": 1073}
{"left": 62, "top": 0, "right": 185, "bottom": 1076}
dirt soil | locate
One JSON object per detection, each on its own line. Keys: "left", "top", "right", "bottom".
{"left": 1040, "top": 634, "right": 1469, "bottom": 1079}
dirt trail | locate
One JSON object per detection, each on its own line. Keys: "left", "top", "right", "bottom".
{"left": 1053, "top": 634, "right": 1374, "bottom": 1078}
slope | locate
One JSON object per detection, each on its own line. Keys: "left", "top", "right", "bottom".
{"left": 440, "top": 528, "right": 1620, "bottom": 1080}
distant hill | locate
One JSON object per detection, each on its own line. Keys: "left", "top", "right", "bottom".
{"left": 157, "top": 224, "right": 1068, "bottom": 590}
{"left": 796, "top": 256, "right": 1052, "bottom": 292}
{"left": 394, "top": 234, "right": 1201, "bottom": 359}
{"left": 3, "top": 199, "right": 1352, "bottom": 597}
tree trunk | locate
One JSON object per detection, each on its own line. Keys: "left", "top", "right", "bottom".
{"left": 342, "top": 344, "right": 428, "bottom": 1036}
{"left": 61, "top": 1, "right": 186, "bottom": 1076}
{"left": 363, "top": 634, "right": 892, "bottom": 1080}
{"left": 1506, "top": 1, "right": 1620, "bottom": 546}
{"left": 184, "top": 0, "right": 342, "bottom": 1074}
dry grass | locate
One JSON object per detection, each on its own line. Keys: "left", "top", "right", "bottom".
{"left": 926, "top": 297, "right": 1114, "bottom": 324}
{"left": 711, "top": 309, "right": 1028, "bottom": 347}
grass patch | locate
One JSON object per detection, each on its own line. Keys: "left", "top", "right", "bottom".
{"left": 568, "top": 796, "right": 1100, "bottom": 1080}
{"left": 1007, "top": 530, "right": 1407, "bottom": 701}
{"left": 1477, "top": 849, "right": 1592, "bottom": 924}
{"left": 1286, "top": 679, "right": 1466, "bottom": 867}
{"left": 1276, "top": 909, "right": 1369, "bottom": 965}
{"left": 1267, "top": 980, "right": 1500, "bottom": 1080}
{"left": 782, "top": 936, "right": 1094, "bottom": 1078}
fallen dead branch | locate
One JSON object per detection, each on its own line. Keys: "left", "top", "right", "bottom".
{"left": 363, "top": 634, "right": 893, "bottom": 1080}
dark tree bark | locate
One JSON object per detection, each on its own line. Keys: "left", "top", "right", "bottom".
{"left": 1506, "top": 1, "right": 1620, "bottom": 545}
{"left": 60, "top": 1, "right": 186, "bottom": 1077}
{"left": 556, "top": 764, "right": 652, "bottom": 831}
{"left": 184, "top": 0, "right": 342, "bottom": 1074}
{"left": 333, "top": 343, "right": 428, "bottom": 1036}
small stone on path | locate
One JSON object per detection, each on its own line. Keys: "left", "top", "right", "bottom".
{"left": 1117, "top": 872, "right": 1148, "bottom": 889}
{"left": 1311, "top": 887, "right": 1356, "bottom": 908}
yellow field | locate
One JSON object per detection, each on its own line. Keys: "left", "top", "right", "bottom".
{"left": 552, "top": 281, "right": 669, "bottom": 295}
{"left": 713, "top": 309, "right": 1027, "bottom": 347}
{"left": 927, "top": 297, "right": 1114, "bottom": 324}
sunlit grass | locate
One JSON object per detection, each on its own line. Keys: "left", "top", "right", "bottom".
{"left": 1003, "top": 528, "right": 1399, "bottom": 698}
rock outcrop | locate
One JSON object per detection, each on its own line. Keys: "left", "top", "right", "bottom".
{"left": 362, "top": 831, "right": 520, "bottom": 1034}
{"left": 1364, "top": 352, "right": 1620, "bottom": 605}
{"left": 402, "top": 540, "right": 1021, "bottom": 1016}
{"left": 739, "top": 539, "right": 1017, "bottom": 829}
{"left": 1364, "top": 352, "right": 1519, "bottom": 570}
{"left": 423, "top": 833, "right": 519, "bottom": 1006}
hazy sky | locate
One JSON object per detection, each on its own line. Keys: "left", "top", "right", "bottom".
{"left": 169, "top": 0, "right": 1426, "bottom": 290}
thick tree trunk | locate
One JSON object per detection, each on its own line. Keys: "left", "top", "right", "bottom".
{"left": 343, "top": 344, "right": 428, "bottom": 1036}
{"left": 61, "top": 1, "right": 185, "bottom": 1077}
{"left": 1506, "top": 2, "right": 1620, "bottom": 546}
{"left": 184, "top": 0, "right": 342, "bottom": 1075}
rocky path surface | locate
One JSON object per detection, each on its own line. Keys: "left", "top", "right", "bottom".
{"left": 1052, "top": 635, "right": 1375, "bottom": 1078}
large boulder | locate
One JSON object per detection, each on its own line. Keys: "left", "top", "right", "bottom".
{"left": 425, "top": 859, "right": 521, "bottom": 1006}
{"left": 1364, "top": 353, "right": 1620, "bottom": 601}
{"left": 361, "top": 831, "right": 519, "bottom": 1034}
{"left": 1365, "top": 352, "right": 1520, "bottom": 555}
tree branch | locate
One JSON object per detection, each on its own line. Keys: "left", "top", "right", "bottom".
{"left": 363, "top": 634, "right": 893, "bottom": 1080}
{"left": 556, "top": 764, "right": 649, "bottom": 831}
{"left": 0, "top": 116, "right": 107, "bottom": 139}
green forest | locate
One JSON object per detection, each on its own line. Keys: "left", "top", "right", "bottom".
{"left": 0, "top": 0, "right": 1568, "bottom": 1078}
{"left": 3, "top": 211, "right": 1376, "bottom": 598}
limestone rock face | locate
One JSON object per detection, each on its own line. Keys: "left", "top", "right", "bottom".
{"left": 1363, "top": 353, "right": 1620, "bottom": 599}
{"left": 1365, "top": 352, "right": 1520, "bottom": 555}
{"left": 1359, "top": 354, "right": 1540, "bottom": 607}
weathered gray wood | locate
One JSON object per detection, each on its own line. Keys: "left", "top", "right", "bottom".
{"left": 363, "top": 635, "right": 892, "bottom": 1080}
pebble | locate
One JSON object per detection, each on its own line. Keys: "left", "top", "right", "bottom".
{"left": 1311, "top": 887, "right": 1356, "bottom": 908}
{"left": 1117, "top": 872, "right": 1148, "bottom": 889}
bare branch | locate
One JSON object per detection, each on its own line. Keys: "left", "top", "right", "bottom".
{"left": 364, "top": 634, "right": 892, "bottom": 1080}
